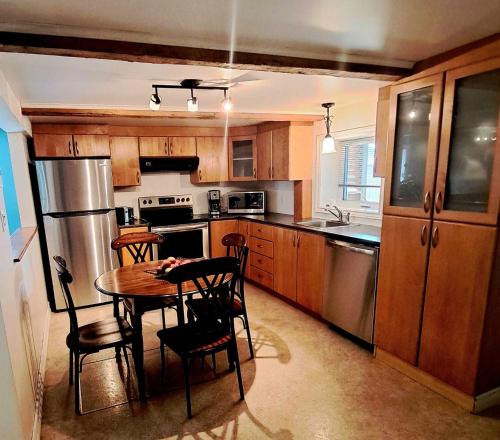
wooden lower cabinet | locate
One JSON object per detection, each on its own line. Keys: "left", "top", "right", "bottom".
{"left": 110, "top": 137, "right": 141, "bottom": 187}
{"left": 118, "top": 226, "right": 149, "bottom": 266}
{"left": 296, "top": 231, "right": 325, "bottom": 315}
{"left": 374, "top": 215, "right": 430, "bottom": 365}
{"left": 209, "top": 219, "right": 238, "bottom": 258}
{"left": 418, "top": 221, "right": 497, "bottom": 395}
{"left": 272, "top": 226, "right": 297, "bottom": 301}
{"left": 238, "top": 219, "right": 251, "bottom": 244}
{"left": 248, "top": 265, "right": 273, "bottom": 290}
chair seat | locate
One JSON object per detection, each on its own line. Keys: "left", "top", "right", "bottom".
{"left": 66, "top": 317, "right": 134, "bottom": 352}
{"left": 158, "top": 322, "right": 231, "bottom": 355}
{"left": 123, "top": 296, "right": 178, "bottom": 314}
{"left": 185, "top": 296, "right": 243, "bottom": 319}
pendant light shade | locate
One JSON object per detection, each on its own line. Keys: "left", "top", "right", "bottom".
{"left": 149, "top": 88, "right": 161, "bottom": 111}
{"left": 321, "top": 102, "right": 336, "bottom": 154}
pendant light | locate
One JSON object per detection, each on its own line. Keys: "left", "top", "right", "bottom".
{"left": 149, "top": 87, "right": 161, "bottom": 111}
{"left": 187, "top": 88, "right": 198, "bottom": 112}
{"left": 321, "top": 102, "right": 336, "bottom": 154}
{"left": 221, "top": 89, "right": 233, "bottom": 112}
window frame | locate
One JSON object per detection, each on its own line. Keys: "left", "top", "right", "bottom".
{"left": 314, "top": 125, "right": 383, "bottom": 217}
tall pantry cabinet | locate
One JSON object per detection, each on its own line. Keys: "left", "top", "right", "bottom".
{"left": 375, "top": 56, "right": 500, "bottom": 405}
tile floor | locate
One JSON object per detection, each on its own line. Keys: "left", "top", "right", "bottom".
{"left": 41, "top": 283, "right": 500, "bottom": 439}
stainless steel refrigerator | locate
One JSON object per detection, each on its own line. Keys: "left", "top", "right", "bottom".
{"left": 35, "top": 159, "right": 119, "bottom": 310}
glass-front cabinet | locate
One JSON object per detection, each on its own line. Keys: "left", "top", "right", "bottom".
{"left": 384, "top": 73, "right": 444, "bottom": 218}
{"left": 435, "top": 59, "right": 500, "bottom": 225}
{"left": 228, "top": 135, "right": 257, "bottom": 181}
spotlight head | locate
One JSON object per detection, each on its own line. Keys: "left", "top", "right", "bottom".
{"left": 221, "top": 92, "right": 233, "bottom": 112}
{"left": 187, "top": 96, "right": 198, "bottom": 112}
{"left": 149, "top": 91, "right": 161, "bottom": 111}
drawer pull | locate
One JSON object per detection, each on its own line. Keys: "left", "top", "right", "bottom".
{"left": 257, "top": 244, "right": 263, "bottom": 248}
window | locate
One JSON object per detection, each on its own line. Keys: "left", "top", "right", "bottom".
{"left": 0, "top": 129, "right": 21, "bottom": 234}
{"left": 317, "top": 134, "right": 382, "bottom": 213}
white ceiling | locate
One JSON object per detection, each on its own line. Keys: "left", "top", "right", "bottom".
{"left": 0, "top": 52, "right": 388, "bottom": 115}
{"left": 0, "top": 0, "right": 499, "bottom": 66}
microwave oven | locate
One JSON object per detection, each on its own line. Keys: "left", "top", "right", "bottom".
{"left": 227, "top": 191, "right": 265, "bottom": 214}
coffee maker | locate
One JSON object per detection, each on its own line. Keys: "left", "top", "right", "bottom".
{"left": 207, "top": 190, "right": 221, "bottom": 217}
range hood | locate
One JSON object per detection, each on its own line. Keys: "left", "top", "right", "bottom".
{"left": 140, "top": 156, "right": 199, "bottom": 172}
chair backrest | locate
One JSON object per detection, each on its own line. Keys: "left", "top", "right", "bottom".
{"left": 111, "top": 231, "right": 165, "bottom": 266}
{"left": 53, "top": 256, "right": 79, "bottom": 336}
{"left": 222, "top": 233, "right": 249, "bottom": 275}
{"left": 167, "top": 256, "right": 240, "bottom": 325}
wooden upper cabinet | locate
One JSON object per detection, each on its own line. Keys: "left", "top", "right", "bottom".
{"left": 374, "top": 85, "right": 391, "bottom": 177}
{"left": 296, "top": 231, "right": 325, "bottom": 314}
{"left": 228, "top": 135, "right": 257, "bottom": 181}
{"left": 273, "top": 226, "right": 297, "bottom": 301}
{"left": 169, "top": 137, "right": 196, "bottom": 156}
{"left": 383, "top": 73, "right": 444, "bottom": 219}
{"left": 139, "top": 137, "right": 169, "bottom": 157}
{"left": 110, "top": 136, "right": 141, "bottom": 187}
{"left": 73, "top": 135, "right": 110, "bottom": 157}
{"left": 434, "top": 58, "right": 500, "bottom": 226}
{"left": 33, "top": 134, "right": 74, "bottom": 157}
{"left": 209, "top": 219, "right": 238, "bottom": 258}
{"left": 257, "top": 130, "right": 272, "bottom": 180}
{"left": 190, "top": 137, "right": 228, "bottom": 183}
{"left": 271, "top": 126, "right": 290, "bottom": 180}
{"left": 374, "top": 215, "right": 431, "bottom": 365}
{"left": 418, "top": 221, "right": 497, "bottom": 394}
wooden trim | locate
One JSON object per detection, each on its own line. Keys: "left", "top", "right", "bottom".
{"left": 398, "top": 34, "right": 500, "bottom": 84}
{"left": 24, "top": 107, "right": 323, "bottom": 122}
{"left": 227, "top": 125, "right": 258, "bottom": 136}
{"left": 413, "top": 33, "right": 500, "bottom": 74}
{"left": 373, "top": 85, "right": 391, "bottom": 177}
{"left": 375, "top": 348, "right": 475, "bottom": 412}
{"left": 0, "top": 32, "right": 410, "bottom": 81}
{"left": 31, "top": 124, "right": 109, "bottom": 135}
{"left": 10, "top": 226, "right": 38, "bottom": 263}
{"left": 294, "top": 180, "right": 312, "bottom": 221}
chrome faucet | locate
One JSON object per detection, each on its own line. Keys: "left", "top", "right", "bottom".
{"left": 325, "top": 204, "right": 350, "bottom": 224}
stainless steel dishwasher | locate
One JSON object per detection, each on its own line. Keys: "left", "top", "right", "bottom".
{"left": 322, "top": 239, "right": 379, "bottom": 344}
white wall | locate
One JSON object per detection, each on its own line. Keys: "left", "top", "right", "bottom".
{"left": 114, "top": 172, "right": 294, "bottom": 216}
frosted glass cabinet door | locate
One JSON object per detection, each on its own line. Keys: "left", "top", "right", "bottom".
{"left": 435, "top": 58, "right": 500, "bottom": 225}
{"left": 228, "top": 135, "right": 257, "bottom": 181}
{"left": 384, "top": 73, "right": 444, "bottom": 218}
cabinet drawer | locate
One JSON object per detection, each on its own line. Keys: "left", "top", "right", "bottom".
{"left": 249, "top": 266, "right": 273, "bottom": 290}
{"left": 249, "top": 236, "right": 273, "bottom": 258}
{"left": 250, "top": 252, "right": 273, "bottom": 274}
{"left": 251, "top": 222, "right": 274, "bottom": 241}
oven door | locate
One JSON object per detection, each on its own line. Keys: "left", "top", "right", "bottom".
{"left": 151, "top": 222, "right": 209, "bottom": 260}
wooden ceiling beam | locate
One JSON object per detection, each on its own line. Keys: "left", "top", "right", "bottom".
{"left": 21, "top": 107, "right": 324, "bottom": 122}
{"left": 0, "top": 31, "right": 410, "bottom": 81}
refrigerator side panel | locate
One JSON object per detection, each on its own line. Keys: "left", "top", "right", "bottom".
{"left": 35, "top": 159, "right": 114, "bottom": 214}
{"left": 44, "top": 210, "right": 119, "bottom": 310}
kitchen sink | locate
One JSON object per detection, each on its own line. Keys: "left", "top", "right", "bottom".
{"left": 295, "top": 219, "right": 349, "bottom": 228}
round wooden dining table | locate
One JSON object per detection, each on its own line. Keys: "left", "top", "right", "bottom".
{"left": 94, "top": 260, "right": 202, "bottom": 401}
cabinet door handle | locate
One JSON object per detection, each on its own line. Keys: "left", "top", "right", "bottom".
{"left": 74, "top": 141, "right": 79, "bottom": 156}
{"left": 424, "top": 191, "right": 431, "bottom": 212}
{"left": 431, "top": 225, "right": 439, "bottom": 248}
{"left": 253, "top": 167, "right": 256, "bottom": 178}
{"left": 199, "top": 169, "right": 202, "bottom": 181}
{"left": 435, "top": 191, "right": 443, "bottom": 213}
{"left": 297, "top": 234, "right": 301, "bottom": 248}
{"left": 164, "top": 141, "right": 169, "bottom": 155}
{"left": 420, "top": 224, "right": 428, "bottom": 246}
{"left": 136, "top": 170, "right": 140, "bottom": 184}
{"left": 169, "top": 140, "right": 173, "bottom": 156}
{"left": 68, "top": 141, "right": 72, "bottom": 155}
{"left": 268, "top": 167, "right": 272, "bottom": 179}
{"left": 271, "top": 167, "right": 274, "bottom": 179}
{"left": 292, "top": 235, "right": 296, "bottom": 247}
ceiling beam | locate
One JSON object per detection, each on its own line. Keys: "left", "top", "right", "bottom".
{"left": 0, "top": 31, "right": 410, "bottom": 81}
{"left": 21, "top": 107, "right": 324, "bottom": 122}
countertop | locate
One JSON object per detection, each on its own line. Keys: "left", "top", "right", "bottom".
{"left": 117, "top": 218, "right": 150, "bottom": 229}
{"left": 192, "top": 212, "right": 381, "bottom": 245}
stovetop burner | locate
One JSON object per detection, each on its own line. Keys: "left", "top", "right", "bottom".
{"left": 139, "top": 194, "right": 194, "bottom": 227}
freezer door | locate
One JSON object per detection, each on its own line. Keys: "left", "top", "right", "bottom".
{"left": 36, "top": 159, "right": 114, "bottom": 214}
{"left": 44, "top": 210, "right": 119, "bottom": 310}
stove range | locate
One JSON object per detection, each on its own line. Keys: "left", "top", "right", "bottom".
{"left": 138, "top": 194, "right": 208, "bottom": 259}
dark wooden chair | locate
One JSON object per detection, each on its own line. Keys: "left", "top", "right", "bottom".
{"left": 157, "top": 256, "right": 245, "bottom": 418}
{"left": 186, "top": 233, "right": 254, "bottom": 358}
{"left": 53, "top": 256, "right": 134, "bottom": 414}
{"left": 111, "top": 231, "right": 178, "bottom": 329}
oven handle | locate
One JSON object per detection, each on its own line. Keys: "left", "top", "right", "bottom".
{"left": 151, "top": 222, "right": 208, "bottom": 233}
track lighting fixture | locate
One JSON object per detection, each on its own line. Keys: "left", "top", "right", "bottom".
{"left": 149, "top": 87, "right": 161, "bottom": 111}
{"left": 148, "top": 79, "right": 233, "bottom": 113}
{"left": 321, "top": 102, "right": 336, "bottom": 154}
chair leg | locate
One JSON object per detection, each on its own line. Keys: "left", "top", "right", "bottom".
{"left": 212, "top": 352, "right": 217, "bottom": 372}
{"left": 161, "top": 307, "right": 166, "bottom": 329}
{"left": 182, "top": 357, "right": 192, "bottom": 419}
{"left": 227, "top": 345, "right": 235, "bottom": 372}
{"left": 74, "top": 352, "right": 81, "bottom": 414}
{"left": 115, "top": 346, "right": 122, "bottom": 363}
{"left": 69, "top": 349, "right": 73, "bottom": 385}
{"left": 160, "top": 342, "right": 166, "bottom": 378}
{"left": 242, "top": 311, "right": 254, "bottom": 359}
{"left": 232, "top": 340, "right": 245, "bottom": 401}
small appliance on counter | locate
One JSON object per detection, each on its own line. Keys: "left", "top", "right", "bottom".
{"left": 208, "top": 189, "right": 221, "bottom": 217}
{"left": 116, "top": 206, "right": 134, "bottom": 225}
{"left": 227, "top": 191, "right": 265, "bottom": 214}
